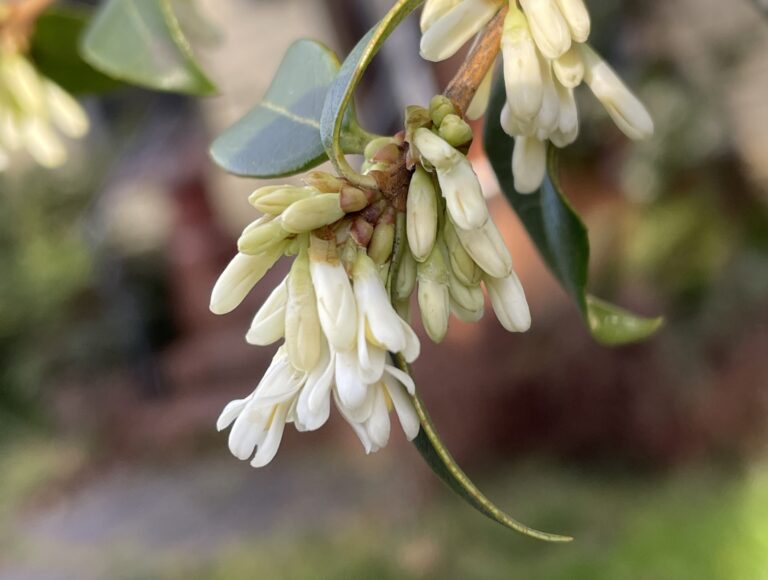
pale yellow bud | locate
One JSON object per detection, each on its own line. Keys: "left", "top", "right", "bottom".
{"left": 238, "top": 219, "right": 290, "bottom": 255}
{"left": 553, "top": 45, "right": 584, "bottom": 88}
{"left": 395, "top": 247, "right": 418, "bottom": 301}
{"left": 534, "top": 55, "right": 560, "bottom": 140}
{"left": 248, "top": 185, "right": 290, "bottom": 206}
{"left": 429, "top": 95, "right": 456, "bottom": 127}
{"left": 285, "top": 248, "right": 322, "bottom": 372}
{"left": 555, "top": 0, "right": 591, "bottom": 43}
{"left": 281, "top": 193, "right": 344, "bottom": 233}
{"left": 450, "top": 299, "right": 484, "bottom": 323}
{"left": 438, "top": 114, "right": 473, "bottom": 147}
{"left": 453, "top": 217, "right": 513, "bottom": 278}
{"left": 303, "top": 171, "right": 344, "bottom": 192}
{"left": 420, "top": 0, "right": 503, "bottom": 62}
{"left": 484, "top": 272, "right": 531, "bottom": 332}
{"left": 512, "top": 135, "right": 547, "bottom": 194}
{"left": 407, "top": 166, "right": 438, "bottom": 262}
{"left": 420, "top": 0, "right": 461, "bottom": 32}
{"left": 519, "top": 0, "right": 572, "bottom": 59}
{"left": 502, "top": 6, "right": 543, "bottom": 122}
{"left": 448, "top": 270, "right": 484, "bottom": 312}
{"left": 252, "top": 186, "right": 317, "bottom": 215}
{"left": 368, "top": 222, "right": 395, "bottom": 265}
{"left": 444, "top": 220, "right": 483, "bottom": 286}
{"left": 417, "top": 242, "right": 450, "bottom": 343}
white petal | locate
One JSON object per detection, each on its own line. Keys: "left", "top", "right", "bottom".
{"left": 335, "top": 349, "right": 368, "bottom": 409}
{"left": 310, "top": 259, "right": 357, "bottom": 351}
{"left": 420, "top": 0, "right": 501, "bottom": 62}
{"left": 555, "top": 0, "right": 591, "bottom": 43}
{"left": 519, "top": 0, "right": 571, "bottom": 59}
{"left": 485, "top": 272, "right": 532, "bottom": 332}
{"left": 384, "top": 363, "right": 417, "bottom": 396}
{"left": 250, "top": 403, "right": 290, "bottom": 467}
{"left": 466, "top": 69, "right": 494, "bottom": 121}
{"left": 512, "top": 136, "right": 547, "bottom": 194}
{"left": 437, "top": 157, "right": 490, "bottom": 231}
{"left": 210, "top": 246, "right": 283, "bottom": 315}
{"left": 366, "top": 386, "right": 391, "bottom": 450}
{"left": 502, "top": 8, "right": 543, "bottom": 121}
{"left": 384, "top": 376, "right": 421, "bottom": 441}
{"left": 246, "top": 278, "right": 288, "bottom": 345}
{"left": 216, "top": 396, "right": 251, "bottom": 431}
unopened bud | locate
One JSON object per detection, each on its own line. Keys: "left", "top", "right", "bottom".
{"left": 340, "top": 185, "right": 370, "bottom": 213}
{"left": 246, "top": 278, "right": 288, "bottom": 346}
{"left": 450, "top": 299, "right": 484, "bottom": 323}
{"left": 466, "top": 69, "right": 493, "bottom": 121}
{"left": 444, "top": 220, "right": 482, "bottom": 285}
{"left": 519, "top": 0, "right": 572, "bottom": 60}
{"left": 420, "top": 0, "right": 461, "bottom": 32}
{"left": 238, "top": 219, "right": 290, "bottom": 255}
{"left": 448, "top": 271, "right": 484, "bottom": 312}
{"left": 281, "top": 193, "right": 345, "bottom": 233}
{"left": 484, "top": 272, "right": 531, "bottom": 332}
{"left": 420, "top": 0, "right": 501, "bottom": 62}
{"left": 395, "top": 247, "right": 418, "bottom": 301}
{"left": 553, "top": 45, "right": 584, "bottom": 88}
{"left": 371, "top": 142, "right": 402, "bottom": 165}
{"left": 210, "top": 243, "right": 285, "bottom": 315}
{"left": 364, "top": 137, "right": 396, "bottom": 162}
{"left": 453, "top": 217, "right": 513, "bottom": 278}
{"left": 368, "top": 221, "right": 395, "bottom": 265}
{"left": 407, "top": 166, "right": 438, "bottom": 262}
{"left": 303, "top": 171, "right": 344, "bottom": 192}
{"left": 555, "top": 0, "right": 591, "bottom": 43}
{"left": 512, "top": 136, "right": 547, "bottom": 194}
{"left": 502, "top": 7, "right": 543, "bottom": 122}
{"left": 248, "top": 184, "right": 290, "bottom": 206}
{"left": 429, "top": 95, "right": 456, "bottom": 127}
{"left": 285, "top": 248, "right": 322, "bottom": 372}
{"left": 252, "top": 186, "right": 317, "bottom": 215}
{"left": 417, "top": 242, "right": 450, "bottom": 343}
{"left": 438, "top": 114, "right": 473, "bottom": 147}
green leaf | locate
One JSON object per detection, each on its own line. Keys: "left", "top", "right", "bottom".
{"left": 80, "top": 0, "right": 216, "bottom": 96}
{"left": 210, "top": 40, "right": 362, "bottom": 178}
{"left": 29, "top": 8, "right": 121, "bottom": 95}
{"left": 321, "top": 0, "right": 424, "bottom": 186}
{"left": 484, "top": 77, "right": 662, "bottom": 345}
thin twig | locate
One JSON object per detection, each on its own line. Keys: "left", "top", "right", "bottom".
{"left": 0, "top": 0, "right": 55, "bottom": 51}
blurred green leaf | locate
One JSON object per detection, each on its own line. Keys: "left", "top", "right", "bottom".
{"left": 80, "top": 0, "right": 216, "bottom": 95}
{"left": 321, "top": 0, "right": 423, "bottom": 185}
{"left": 210, "top": 40, "right": 365, "bottom": 178}
{"left": 484, "top": 78, "right": 661, "bottom": 345}
{"left": 29, "top": 8, "right": 121, "bottom": 95}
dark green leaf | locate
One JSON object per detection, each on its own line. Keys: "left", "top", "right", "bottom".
{"left": 80, "top": 0, "right": 216, "bottom": 95}
{"left": 210, "top": 40, "right": 343, "bottom": 178}
{"left": 484, "top": 77, "right": 662, "bottom": 345}
{"left": 29, "top": 8, "right": 121, "bottom": 95}
{"left": 321, "top": 0, "right": 424, "bottom": 186}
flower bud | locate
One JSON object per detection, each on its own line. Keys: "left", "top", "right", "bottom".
{"left": 555, "top": 0, "right": 590, "bottom": 43}
{"left": 395, "top": 247, "right": 418, "bottom": 301}
{"left": 252, "top": 186, "right": 317, "bottom": 215}
{"left": 450, "top": 299, "right": 484, "bottom": 323}
{"left": 248, "top": 185, "right": 289, "bottom": 206}
{"left": 210, "top": 244, "right": 285, "bottom": 315}
{"left": 555, "top": 81, "right": 579, "bottom": 138}
{"left": 484, "top": 272, "right": 531, "bottom": 332}
{"left": 339, "top": 185, "right": 370, "bottom": 213}
{"left": 407, "top": 166, "right": 438, "bottom": 262}
{"left": 429, "top": 95, "right": 456, "bottom": 128}
{"left": 281, "top": 193, "right": 345, "bottom": 233}
{"left": 466, "top": 69, "right": 493, "bottom": 121}
{"left": 238, "top": 219, "right": 290, "bottom": 255}
{"left": 500, "top": 102, "right": 535, "bottom": 137}
{"left": 413, "top": 129, "right": 488, "bottom": 231}
{"left": 417, "top": 243, "right": 450, "bottom": 343}
{"left": 420, "top": 0, "right": 502, "bottom": 62}
{"left": 285, "top": 248, "right": 322, "bottom": 372}
{"left": 448, "top": 270, "right": 484, "bottom": 312}
{"left": 368, "top": 221, "right": 395, "bottom": 265}
{"left": 1, "top": 52, "right": 45, "bottom": 114}
{"left": 44, "top": 81, "right": 89, "bottom": 138}
{"left": 420, "top": 0, "right": 461, "bottom": 32}
{"left": 580, "top": 44, "right": 654, "bottom": 141}
{"left": 303, "top": 171, "right": 344, "bottom": 192}
{"left": 246, "top": 278, "right": 288, "bottom": 345}
{"left": 553, "top": 45, "right": 584, "bottom": 88}
{"left": 444, "top": 220, "right": 483, "bottom": 286}
{"left": 512, "top": 136, "right": 547, "bottom": 194}
{"left": 502, "top": 7, "right": 543, "bottom": 122}
{"left": 21, "top": 118, "right": 66, "bottom": 168}
{"left": 364, "top": 137, "right": 396, "bottom": 162}
{"left": 534, "top": 56, "right": 560, "bottom": 140}
{"left": 519, "top": 0, "right": 572, "bottom": 59}
{"left": 454, "top": 217, "right": 513, "bottom": 278}
{"left": 438, "top": 114, "right": 473, "bottom": 147}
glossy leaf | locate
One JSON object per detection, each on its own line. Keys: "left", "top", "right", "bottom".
{"left": 484, "top": 78, "right": 662, "bottom": 345}
{"left": 80, "top": 0, "right": 216, "bottom": 95}
{"left": 210, "top": 40, "right": 367, "bottom": 178}
{"left": 321, "top": 0, "right": 424, "bottom": 186}
{"left": 29, "top": 8, "right": 121, "bottom": 95}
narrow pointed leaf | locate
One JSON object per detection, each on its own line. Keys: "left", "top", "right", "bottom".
{"left": 80, "top": 0, "right": 216, "bottom": 95}
{"left": 29, "top": 8, "right": 121, "bottom": 95}
{"left": 210, "top": 40, "right": 354, "bottom": 178}
{"left": 321, "top": 0, "right": 424, "bottom": 185}
{"left": 484, "top": 77, "right": 662, "bottom": 345}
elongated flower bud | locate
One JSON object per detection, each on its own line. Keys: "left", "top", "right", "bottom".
{"left": 43, "top": 80, "right": 89, "bottom": 138}
{"left": 413, "top": 128, "right": 488, "bottom": 231}
{"left": 368, "top": 220, "right": 395, "bottom": 265}
{"left": 444, "top": 220, "right": 483, "bottom": 286}
{"left": 534, "top": 56, "right": 560, "bottom": 140}
{"left": 420, "top": 0, "right": 461, "bottom": 32}
{"left": 407, "top": 166, "right": 438, "bottom": 262}
{"left": 339, "top": 185, "right": 370, "bottom": 213}
{"left": 580, "top": 44, "right": 654, "bottom": 141}
{"left": 553, "top": 45, "right": 584, "bottom": 88}
{"left": 448, "top": 271, "right": 484, "bottom": 312}
{"left": 395, "top": 247, "right": 418, "bottom": 301}
{"left": 210, "top": 244, "right": 285, "bottom": 315}
{"left": 453, "top": 217, "right": 513, "bottom": 279}
{"left": 500, "top": 102, "right": 535, "bottom": 137}
{"left": 484, "top": 272, "right": 531, "bottom": 332}
{"left": 555, "top": 0, "right": 590, "bottom": 43}
{"left": 466, "top": 69, "right": 494, "bottom": 121}
{"left": 555, "top": 81, "right": 579, "bottom": 138}
{"left": 248, "top": 185, "right": 289, "bottom": 206}
{"left": 303, "top": 171, "right": 344, "bottom": 192}
{"left": 502, "top": 6, "right": 543, "bottom": 122}
{"left": 252, "top": 186, "right": 317, "bottom": 215}
{"left": 281, "top": 193, "right": 345, "bottom": 233}
{"left": 520, "top": 0, "right": 572, "bottom": 59}
{"left": 246, "top": 278, "right": 288, "bottom": 345}
{"left": 285, "top": 248, "right": 322, "bottom": 372}
{"left": 417, "top": 243, "right": 450, "bottom": 343}
{"left": 451, "top": 299, "right": 484, "bottom": 323}
{"left": 429, "top": 95, "right": 456, "bottom": 128}
{"left": 420, "top": 0, "right": 502, "bottom": 62}
{"left": 512, "top": 136, "right": 547, "bottom": 194}
{"left": 238, "top": 219, "right": 290, "bottom": 255}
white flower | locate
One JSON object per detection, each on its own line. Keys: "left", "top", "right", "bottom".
{"left": 407, "top": 166, "right": 439, "bottom": 262}
{"left": 452, "top": 216, "right": 513, "bottom": 278}
{"left": 580, "top": 44, "right": 654, "bottom": 141}
{"left": 552, "top": 45, "right": 585, "bottom": 88}
{"left": 309, "top": 245, "right": 357, "bottom": 352}
{"left": 484, "top": 272, "right": 532, "bottom": 332}
{"left": 501, "top": 7, "right": 543, "bottom": 122}
{"left": 413, "top": 128, "right": 488, "bottom": 231}
{"left": 420, "top": 0, "right": 502, "bottom": 62}
{"left": 512, "top": 135, "right": 547, "bottom": 194}
{"left": 246, "top": 277, "right": 288, "bottom": 346}
{"left": 284, "top": 248, "right": 323, "bottom": 372}
{"left": 210, "top": 244, "right": 285, "bottom": 315}
{"left": 519, "top": 0, "right": 572, "bottom": 60}
{"left": 555, "top": 0, "right": 590, "bottom": 43}
{"left": 420, "top": 0, "right": 461, "bottom": 33}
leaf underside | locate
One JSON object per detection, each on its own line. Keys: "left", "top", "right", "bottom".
{"left": 80, "top": 0, "right": 216, "bottom": 95}
{"left": 210, "top": 40, "right": 341, "bottom": 178}
{"left": 484, "top": 76, "right": 662, "bottom": 345}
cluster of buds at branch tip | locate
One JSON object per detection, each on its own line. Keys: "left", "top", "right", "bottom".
{"left": 420, "top": 0, "right": 654, "bottom": 193}
{"left": 0, "top": 46, "right": 89, "bottom": 171}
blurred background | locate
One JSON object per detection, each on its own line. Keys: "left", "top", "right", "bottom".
{"left": 2, "top": 0, "right": 768, "bottom": 578}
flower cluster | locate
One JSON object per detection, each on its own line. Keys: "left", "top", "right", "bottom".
{"left": 420, "top": 0, "right": 654, "bottom": 193}
{"left": 0, "top": 48, "right": 89, "bottom": 171}
{"left": 211, "top": 97, "right": 531, "bottom": 467}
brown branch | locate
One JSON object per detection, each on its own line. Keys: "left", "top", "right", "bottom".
{"left": 1, "top": 0, "right": 55, "bottom": 51}
{"left": 443, "top": 5, "right": 508, "bottom": 115}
